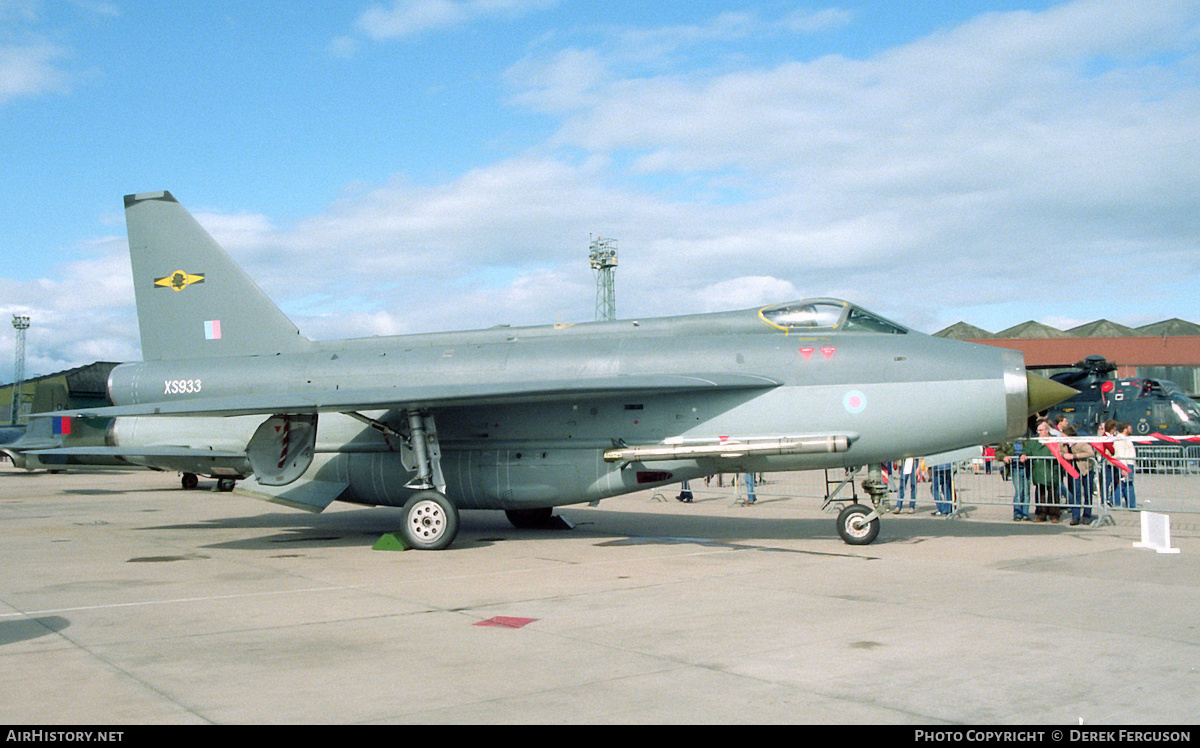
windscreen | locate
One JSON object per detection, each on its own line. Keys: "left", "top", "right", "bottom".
{"left": 843, "top": 307, "right": 908, "bottom": 334}
{"left": 759, "top": 300, "right": 907, "bottom": 334}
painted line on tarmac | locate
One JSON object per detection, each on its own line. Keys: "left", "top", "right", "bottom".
{"left": 0, "top": 584, "right": 368, "bottom": 618}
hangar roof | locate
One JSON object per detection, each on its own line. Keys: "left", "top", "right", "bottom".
{"left": 935, "top": 317, "right": 1200, "bottom": 339}
{"left": 1137, "top": 318, "right": 1200, "bottom": 337}
{"left": 994, "top": 321, "right": 1072, "bottom": 339}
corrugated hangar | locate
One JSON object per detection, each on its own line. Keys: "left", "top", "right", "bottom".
{"left": 1, "top": 362, "right": 119, "bottom": 426}
{"left": 934, "top": 318, "right": 1200, "bottom": 398}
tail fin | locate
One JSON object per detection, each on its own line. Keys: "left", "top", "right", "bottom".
{"left": 30, "top": 381, "right": 71, "bottom": 414}
{"left": 125, "top": 191, "right": 311, "bottom": 360}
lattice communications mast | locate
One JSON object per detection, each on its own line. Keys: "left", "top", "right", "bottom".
{"left": 10, "top": 315, "right": 29, "bottom": 425}
{"left": 589, "top": 236, "right": 617, "bottom": 321}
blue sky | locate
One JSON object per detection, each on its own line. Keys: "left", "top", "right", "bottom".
{"left": 2, "top": 0, "right": 1199, "bottom": 381}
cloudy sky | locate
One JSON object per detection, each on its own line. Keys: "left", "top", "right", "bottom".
{"left": 2, "top": 0, "right": 1199, "bottom": 382}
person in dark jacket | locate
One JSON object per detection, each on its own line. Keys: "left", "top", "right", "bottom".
{"left": 1025, "top": 419, "right": 1062, "bottom": 522}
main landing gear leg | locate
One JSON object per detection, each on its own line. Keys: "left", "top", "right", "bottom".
{"left": 404, "top": 409, "right": 435, "bottom": 490}
{"left": 396, "top": 409, "right": 458, "bottom": 550}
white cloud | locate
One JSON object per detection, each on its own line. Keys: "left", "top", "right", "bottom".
{"left": 0, "top": 41, "right": 70, "bottom": 104}
{"left": 191, "top": 210, "right": 279, "bottom": 254}
{"left": 0, "top": 242, "right": 138, "bottom": 381}
{"left": 327, "top": 35, "right": 359, "bottom": 58}
{"left": 0, "top": 0, "right": 119, "bottom": 107}
{"left": 694, "top": 276, "right": 801, "bottom": 313}
{"left": 784, "top": 8, "right": 855, "bottom": 34}
{"left": 505, "top": 47, "right": 608, "bottom": 112}
{"left": 353, "top": 0, "right": 557, "bottom": 40}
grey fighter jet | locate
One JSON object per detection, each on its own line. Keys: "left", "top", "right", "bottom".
{"left": 45, "top": 191, "right": 1074, "bottom": 549}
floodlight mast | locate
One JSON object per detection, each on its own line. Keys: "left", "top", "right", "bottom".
{"left": 10, "top": 314, "right": 30, "bottom": 425}
{"left": 589, "top": 236, "right": 617, "bottom": 322}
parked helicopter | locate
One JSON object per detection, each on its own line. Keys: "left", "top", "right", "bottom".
{"left": 1048, "top": 356, "right": 1200, "bottom": 436}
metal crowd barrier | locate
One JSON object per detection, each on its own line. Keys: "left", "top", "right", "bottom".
{"left": 654, "top": 439, "right": 1200, "bottom": 523}
{"left": 1134, "top": 444, "right": 1200, "bottom": 475}
{"left": 944, "top": 442, "right": 1200, "bottom": 521}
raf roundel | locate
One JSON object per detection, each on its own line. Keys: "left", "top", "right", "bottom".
{"left": 843, "top": 390, "right": 867, "bottom": 414}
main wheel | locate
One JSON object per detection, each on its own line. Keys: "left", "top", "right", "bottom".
{"left": 505, "top": 507, "right": 554, "bottom": 529}
{"left": 836, "top": 503, "right": 880, "bottom": 545}
{"left": 401, "top": 490, "right": 460, "bottom": 550}
{"left": 181, "top": 473, "right": 199, "bottom": 490}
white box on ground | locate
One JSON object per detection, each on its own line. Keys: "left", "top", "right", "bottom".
{"left": 1133, "top": 511, "right": 1181, "bottom": 554}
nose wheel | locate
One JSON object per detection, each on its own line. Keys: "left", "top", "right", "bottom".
{"left": 836, "top": 503, "right": 880, "bottom": 545}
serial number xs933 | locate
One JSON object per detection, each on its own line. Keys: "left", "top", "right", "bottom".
{"left": 164, "top": 378, "right": 202, "bottom": 395}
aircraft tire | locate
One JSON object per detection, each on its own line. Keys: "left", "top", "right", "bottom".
{"left": 181, "top": 473, "right": 199, "bottom": 490}
{"left": 505, "top": 508, "right": 554, "bottom": 529}
{"left": 217, "top": 478, "right": 236, "bottom": 492}
{"left": 401, "top": 490, "right": 460, "bottom": 550}
{"left": 836, "top": 503, "right": 879, "bottom": 545}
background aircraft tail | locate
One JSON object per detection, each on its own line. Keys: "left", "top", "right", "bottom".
{"left": 125, "top": 191, "right": 311, "bottom": 360}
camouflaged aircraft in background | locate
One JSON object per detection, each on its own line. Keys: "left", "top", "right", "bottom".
{"left": 40, "top": 192, "right": 1074, "bottom": 549}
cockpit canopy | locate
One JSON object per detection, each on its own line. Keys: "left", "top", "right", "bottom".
{"left": 758, "top": 299, "right": 908, "bottom": 334}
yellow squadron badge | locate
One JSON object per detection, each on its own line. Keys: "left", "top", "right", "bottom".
{"left": 154, "top": 270, "right": 205, "bottom": 291}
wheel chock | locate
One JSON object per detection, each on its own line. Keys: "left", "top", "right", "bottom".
{"left": 372, "top": 532, "right": 412, "bottom": 551}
